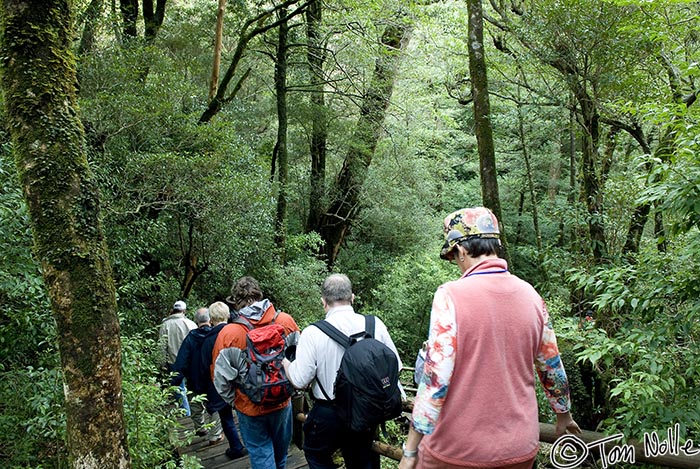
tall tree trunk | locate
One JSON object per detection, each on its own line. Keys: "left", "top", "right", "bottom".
{"left": 466, "top": 0, "right": 508, "bottom": 261}
{"left": 558, "top": 99, "right": 577, "bottom": 247}
{"left": 178, "top": 216, "right": 208, "bottom": 298}
{"left": 274, "top": 9, "right": 289, "bottom": 253}
{"left": 467, "top": 0, "right": 500, "bottom": 219}
{"left": 654, "top": 210, "right": 667, "bottom": 252}
{"left": 305, "top": 0, "right": 327, "bottom": 233}
{"left": 318, "top": 21, "right": 410, "bottom": 265}
{"left": 199, "top": 0, "right": 307, "bottom": 124}
{"left": 143, "top": 0, "right": 167, "bottom": 43}
{"left": 516, "top": 97, "right": 542, "bottom": 252}
{"left": 575, "top": 83, "right": 607, "bottom": 262}
{"left": 623, "top": 125, "right": 676, "bottom": 257}
{"left": 78, "top": 0, "right": 104, "bottom": 54}
{"left": 119, "top": 0, "right": 137, "bottom": 40}
{"left": 209, "top": 0, "right": 227, "bottom": 100}
{"left": 1, "top": 2, "right": 131, "bottom": 468}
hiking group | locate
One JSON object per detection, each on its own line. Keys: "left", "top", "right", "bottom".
{"left": 161, "top": 206, "right": 582, "bottom": 469}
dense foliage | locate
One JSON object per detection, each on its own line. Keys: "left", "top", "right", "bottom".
{"left": 1, "top": 0, "right": 699, "bottom": 467}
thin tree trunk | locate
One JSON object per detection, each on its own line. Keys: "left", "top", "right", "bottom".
{"left": 209, "top": 0, "right": 227, "bottom": 100}
{"left": 305, "top": 0, "right": 327, "bottom": 233}
{"left": 143, "top": 0, "right": 167, "bottom": 43}
{"left": 516, "top": 97, "right": 541, "bottom": 251}
{"left": 319, "top": 21, "right": 410, "bottom": 265}
{"left": 1, "top": 2, "right": 131, "bottom": 467}
{"left": 515, "top": 190, "right": 525, "bottom": 244}
{"left": 274, "top": 9, "right": 289, "bottom": 253}
{"left": 576, "top": 84, "right": 607, "bottom": 262}
{"left": 558, "top": 99, "right": 577, "bottom": 247}
{"left": 78, "top": 0, "right": 104, "bottom": 54}
{"left": 119, "top": 0, "right": 137, "bottom": 40}
{"left": 654, "top": 210, "right": 667, "bottom": 252}
{"left": 199, "top": 0, "right": 308, "bottom": 123}
{"left": 467, "top": 0, "right": 500, "bottom": 219}
{"left": 178, "top": 216, "right": 207, "bottom": 298}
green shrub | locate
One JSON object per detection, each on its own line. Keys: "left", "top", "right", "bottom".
{"left": 121, "top": 333, "right": 187, "bottom": 469}
{"left": 365, "top": 251, "right": 454, "bottom": 361}
{"left": 0, "top": 367, "right": 67, "bottom": 468}
{"left": 567, "top": 239, "right": 700, "bottom": 440}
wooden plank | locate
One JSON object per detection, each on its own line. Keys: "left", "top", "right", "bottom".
{"left": 177, "top": 417, "right": 309, "bottom": 469}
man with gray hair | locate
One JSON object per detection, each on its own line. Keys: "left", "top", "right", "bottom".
{"left": 171, "top": 307, "right": 223, "bottom": 444}
{"left": 284, "top": 273, "right": 403, "bottom": 469}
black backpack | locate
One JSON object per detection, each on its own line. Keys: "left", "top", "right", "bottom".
{"left": 313, "top": 315, "right": 402, "bottom": 433}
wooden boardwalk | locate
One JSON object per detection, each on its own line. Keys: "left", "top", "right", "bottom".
{"left": 176, "top": 416, "right": 309, "bottom": 469}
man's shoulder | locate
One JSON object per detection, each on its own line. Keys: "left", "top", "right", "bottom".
{"left": 219, "top": 322, "right": 248, "bottom": 341}
{"left": 300, "top": 321, "right": 329, "bottom": 343}
{"left": 275, "top": 311, "right": 300, "bottom": 332}
{"left": 181, "top": 317, "right": 197, "bottom": 329}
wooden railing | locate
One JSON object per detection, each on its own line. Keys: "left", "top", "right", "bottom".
{"left": 292, "top": 395, "right": 700, "bottom": 468}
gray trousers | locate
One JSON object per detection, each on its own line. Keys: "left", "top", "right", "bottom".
{"left": 190, "top": 395, "right": 222, "bottom": 442}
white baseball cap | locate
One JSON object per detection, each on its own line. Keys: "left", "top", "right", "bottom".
{"left": 173, "top": 300, "right": 186, "bottom": 311}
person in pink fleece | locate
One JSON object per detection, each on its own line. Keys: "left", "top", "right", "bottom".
{"left": 399, "top": 207, "right": 581, "bottom": 469}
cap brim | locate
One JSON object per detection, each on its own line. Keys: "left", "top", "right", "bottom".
{"left": 439, "top": 240, "right": 455, "bottom": 260}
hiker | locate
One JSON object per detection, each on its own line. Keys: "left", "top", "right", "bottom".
{"left": 160, "top": 300, "right": 196, "bottom": 415}
{"left": 201, "top": 301, "right": 247, "bottom": 459}
{"left": 212, "top": 276, "right": 300, "bottom": 469}
{"left": 284, "top": 273, "right": 403, "bottom": 469}
{"left": 399, "top": 207, "right": 581, "bottom": 469}
{"left": 170, "top": 307, "right": 223, "bottom": 445}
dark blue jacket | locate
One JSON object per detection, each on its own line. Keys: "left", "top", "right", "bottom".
{"left": 200, "top": 323, "right": 228, "bottom": 413}
{"left": 171, "top": 325, "right": 211, "bottom": 395}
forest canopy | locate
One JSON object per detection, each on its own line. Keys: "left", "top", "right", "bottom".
{"left": 1, "top": 0, "right": 699, "bottom": 467}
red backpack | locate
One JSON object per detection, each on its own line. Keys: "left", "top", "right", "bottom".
{"left": 233, "top": 313, "right": 293, "bottom": 407}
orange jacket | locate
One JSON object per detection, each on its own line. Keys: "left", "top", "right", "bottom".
{"left": 211, "top": 301, "right": 299, "bottom": 416}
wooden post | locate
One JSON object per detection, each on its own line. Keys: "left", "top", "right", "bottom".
{"left": 292, "top": 393, "right": 307, "bottom": 449}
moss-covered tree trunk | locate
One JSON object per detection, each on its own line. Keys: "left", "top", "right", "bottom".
{"left": 318, "top": 21, "right": 410, "bottom": 265}
{"left": 143, "top": 0, "right": 167, "bottom": 43}
{"left": 78, "top": 0, "right": 104, "bottom": 55}
{"left": 274, "top": 9, "right": 289, "bottom": 253}
{"left": 119, "top": 0, "right": 138, "bottom": 40}
{"left": 304, "top": 0, "right": 328, "bottom": 234}
{"left": 209, "top": 0, "right": 227, "bottom": 100}
{"left": 466, "top": 0, "right": 509, "bottom": 262}
{"left": 467, "top": 0, "right": 501, "bottom": 217}
{"left": 0, "top": 2, "right": 131, "bottom": 468}
{"left": 576, "top": 84, "right": 607, "bottom": 262}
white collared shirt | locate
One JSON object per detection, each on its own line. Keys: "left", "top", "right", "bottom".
{"left": 287, "top": 304, "right": 403, "bottom": 400}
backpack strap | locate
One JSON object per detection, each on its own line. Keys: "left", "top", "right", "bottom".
{"left": 233, "top": 316, "right": 253, "bottom": 331}
{"left": 233, "top": 308, "right": 280, "bottom": 331}
{"left": 364, "top": 315, "right": 376, "bottom": 338}
{"left": 313, "top": 320, "right": 351, "bottom": 349}
{"left": 312, "top": 320, "right": 353, "bottom": 402}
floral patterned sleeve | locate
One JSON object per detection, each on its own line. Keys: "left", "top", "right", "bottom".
{"left": 535, "top": 300, "right": 571, "bottom": 413}
{"left": 411, "top": 286, "right": 456, "bottom": 435}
